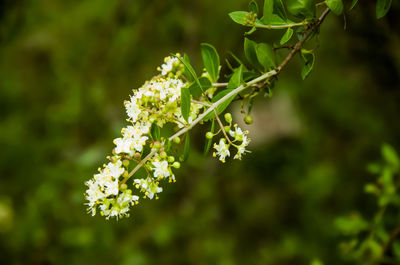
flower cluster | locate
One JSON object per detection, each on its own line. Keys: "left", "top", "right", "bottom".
{"left": 213, "top": 124, "right": 251, "bottom": 163}
{"left": 85, "top": 54, "right": 251, "bottom": 220}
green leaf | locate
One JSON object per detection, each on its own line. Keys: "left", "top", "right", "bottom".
{"left": 326, "top": 0, "right": 343, "bottom": 15}
{"left": 301, "top": 49, "right": 315, "bottom": 79}
{"left": 180, "top": 132, "right": 190, "bottom": 162}
{"left": 244, "top": 38, "right": 263, "bottom": 71}
{"left": 256, "top": 43, "right": 275, "bottom": 70}
{"left": 286, "top": 0, "right": 316, "bottom": 19}
{"left": 280, "top": 28, "right": 294, "bottom": 45}
{"left": 376, "top": 0, "right": 392, "bottom": 19}
{"left": 262, "top": 0, "right": 273, "bottom": 24}
{"left": 229, "top": 11, "right": 250, "bottom": 26}
{"left": 189, "top": 77, "right": 212, "bottom": 97}
{"left": 249, "top": 0, "right": 259, "bottom": 14}
{"left": 273, "top": 0, "right": 287, "bottom": 21}
{"left": 178, "top": 53, "right": 201, "bottom": 89}
{"left": 381, "top": 143, "right": 399, "bottom": 169}
{"left": 180, "top": 86, "right": 191, "bottom": 122}
{"left": 204, "top": 119, "right": 215, "bottom": 155}
{"left": 201, "top": 43, "right": 220, "bottom": 82}
{"left": 151, "top": 124, "right": 161, "bottom": 140}
{"left": 349, "top": 0, "right": 359, "bottom": 10}
{"left": 227, "top": 65, "right": 243, "bottom": 89}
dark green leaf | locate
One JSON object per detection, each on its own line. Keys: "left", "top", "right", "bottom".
{"left": 376, "top": 0, "right": 392, "bottom": 19}
{"left": 301, "top": 49, "right": 315, "bottom": 79}
{"left": 180, "top": 86, "right": 191, "bottom": 122}
{"left": 189, "top": 77, "right": 212, "bottom": 97}
{"left": 204, "top": 119, "right": 215, "bottom": 155}
{"left": 280, "top": 28, "right": 294, "bottom": 45}
{"left": 164, "top": 139, "right": 172, "bottom": 152}
{"left": 349, "top": 0, "right": 359, "bottom": 10}
{"left": 249, "top": 0, "right": 259, "bottom": 14}
{"left": 243, "top": 71, "right": 259, "bottom": 81}
{"left": 151, "top": 124, "right": 161, "bottom": 141}
{"left": 229, "top": 11, "right": 250, "bottom": 26}
{"left": 201, "top": 43, "right": 220, "bottom": 82}
{"left": 286, "top": 0, "right": 316, "bottom": 19}
{"left": 182, "top": 132, "right": 190, "bottom": 162}
{"left": 273, "top": 0, "right": 287, "bottom": 21}
{"left": 177, "top": 54, "right": 201, "bottom": 89}
{"left": 227, "top": 65, "right": 243, "bottom": 89}
{"left": 256, "top": 43, "right": 275, "bottom": 70}
{"left": 244, "top": 38, "right": 263, "bottom": 71}
{"left": 326, "top": 0, "right": 343, "bottom": 15}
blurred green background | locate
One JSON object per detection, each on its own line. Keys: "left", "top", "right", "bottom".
{"left": 0, "top": 0, "right": 399, "bottom": 264}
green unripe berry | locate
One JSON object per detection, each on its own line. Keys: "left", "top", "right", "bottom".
{"left": 172, "top": 162, "right": 181, "bottom": 168}
{"left": 224, "top": 113, "right": 232, "bottom": 123}
{"left": 205, "top": 132, "right": 214, "bottom": 139}
{"left": 134, "top": 153, "right": 141, "bottom": 159}
{"left": 153, "top": 141, "right": 162, "bottom": 149}
{"left": 123, "top": 171, "right": 129, "bottom": 178}
{"left": 168, "top": 156, "right": 175, "bottom": 163}
{"left": 244, "top": 114, "right": 253, "bottom": 124}
{"left": 122, "top": 159, "right": 130, "bottom": 167}
{"left": 224, "top": 126, "right": 231, "bottom": 133}
{"left": 120, "top": 183, "right": 128, "bottom": 190}
{"left": 160, "top": 151, "right": 167, "bottom": 159}
{"left": 173, "top": 137, "right": 181, "bottom": 144}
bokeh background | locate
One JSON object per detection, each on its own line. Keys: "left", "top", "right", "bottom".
{"left": 0, "top": 0, "right": 399, "bottom": 264}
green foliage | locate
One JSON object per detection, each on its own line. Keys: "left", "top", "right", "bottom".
{"left": 229, "top": 11, "right": 250, "bottom": 26}
{"left": 336, "top": 144, "right": 400, "bottom": 264}
{"left": 189, "top": 77, "right": 211, "bottom": 97}
{"left": 151, "top": 124, "right": 161, "bottom": 141}
{"left": 280, "top": 28, "right": 294, "bottom": 45}
{"left": 244, "top": 38, "right": 263, "bottom": 71}
{"left": 286, "top": 0, "right": 316, "bottom": 19}
{"left": 180, "top": 86, "right": 191, "bottom": 122}
{"left": 256, "top": 43, "right": 276, "bottom": 70}
{"left": 201, "top": 43, "right": 220, "bottom": 82}
{"left": 326, "top": 0, "right": 344, "bottom": 15}
{"left": 376, "top": 0, "right": 392, "bottom": 19}
{"left": 301, "top": 49, "right": 315, "bottom": 79}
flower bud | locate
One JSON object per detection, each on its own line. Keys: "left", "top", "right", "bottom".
{"left": 224, "top": 113, "right": 232, "bottom": 123}
{"left": 172, "top": 162, "right": 181, "bottom": 168}
{"left": 123, "top": 171, "right": 129, "bottom": 178}
{"left": 160, "top": 151, "right": 167, "bottom": 158}
{"left": 205, "top": 132, "right": 214, "bottom": 139}
{"left": 122, "top": 159, "right": 130, "bottom": 167}
{"left": 168, "top": 156, "right": 175, "bottom": 163}
{"left": 244, "top": 114, "right": 253, "bottom": 124}
{"left": 173, "top": 137, "right": 181, "bottom": 144}
{"left": 224, "top": 126, "right": 230, "bottom": 133}
{"left": 134, "top": 153, "right": 141, "bottom": 159}
{"left": 120, "top": 183, "right": 128, "bottom": 190}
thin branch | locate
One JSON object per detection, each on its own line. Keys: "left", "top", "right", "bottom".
{"left": 214, "top": 109, "right": 233, "bottom": 145}
{"left": 212, "top": 82, "right": 228, "bottom": 87}
{"left": 254, "top": 21, "right": 309, "bottom": 30}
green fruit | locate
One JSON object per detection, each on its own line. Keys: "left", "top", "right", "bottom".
{"left": 244, "top": 115, "right": 253, "bottom": 124}
{"left": 205, "top": 132, "right": 214, "bottom": 139}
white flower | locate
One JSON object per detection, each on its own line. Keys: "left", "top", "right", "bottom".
{"left": 234, "top": 135, "right": 251, "bottom": 160}
{"left": 134, "top": 178, "right": 163, "bottom": 199}
{"left": 213, "top": 139, "right": 230, "bottom": 163}
{"left": 152, "top": 160, "right": 170, "bottom": 179}
{"left": 160, "top": 57, "right": 178, "bottom": 76}
{"left": 114, "top": 137, "right": 134, "bottom": 155}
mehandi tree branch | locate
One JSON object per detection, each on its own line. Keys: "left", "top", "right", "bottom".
{"left": 84, "top": 0, "right": 392, "bottom": 220}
